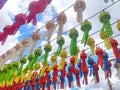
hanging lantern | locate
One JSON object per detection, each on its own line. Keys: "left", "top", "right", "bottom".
{"left": 87, "top": 36, "right": 95, "bottom": 56}
{"left": 57, "top": 12, "right": 67, "bottom": 41}
{"left": 41, "top": 20, "right": 58, "bottom": 43}
{"left": 55, "top": 37, "right": 65, "bottom": 56}
{"left": 80, "top": 50, "right": 88, "bottom": 85}
{"left": 100, "top": 31, "right": 112, "bottom": 49}
{"left": 110, "top": 38, "right": 120, "bottom": 61}
{"left": 29, "top": 48, "right": 42, "bottom": 69}
{"left": 43, "top": 44, "right": 52, "bottom": 64}
{"left": 49, "top": 54, "right": 57, "bottom": 71}
{"left": 6, "top": 48, "right": 16, "bottom": 61}
{"left": 30, "top": 29, "right": 40, "bottom": 53}
{"left": 3, "top": 25, "right": 17, "bottom": 35}
{"left": 27, "top": 0, "right": 52, "bottom": 25}
{"left": 103, "top": 52, "right": 112, "bottom": 79}
{"left": 17, "top": 56, "right": 27, "bottom": 76}
{"left": 52, "top": 64, "right": 59, "bottom": 89}
{"left": 117, "top": 20, "right": 120, "bottom": 31}
{"left": 95, "top": 47, "right": 104, "bottom": 68}
{"left": 74, "top": 0, "right": 86, "bottom": 23}
{"left": 60, "top": 61, "right": 67, "bottom": 89}
{"left": 15, "top": 13, "right": 26, "bottom": 25}
{"left": 13, "top": 43, "right": 23, "bottom": 60}
{"left": 59, "top": 50, "right": 67, "bottom": 70}
{"left": 45, "top": 20, "right": 57, "bottom": 43}
{"left": 69, "top": 28, "right": 78, "bottom": 56}
{"left": 99, "top": 11, "right": 113, "bottom": 37}
{"left": 81, "top": 20, "right": 92, "bottom": 46}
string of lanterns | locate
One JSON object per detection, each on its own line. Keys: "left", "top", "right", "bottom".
{"left": 0, "top": 0, "right": 120, "bottom": 90}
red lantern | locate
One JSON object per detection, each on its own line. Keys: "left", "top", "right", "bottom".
{"left": 110, "top": 38, "right": 120, "bottom": 60}
{"left": 95, "top": 47, "right": 104, "bottom": 68}
{"left": 15, "top": 13, "right": 26, "bottom": 25}
{"left": 80, "top": 50, "right": 88, "bottom": 85}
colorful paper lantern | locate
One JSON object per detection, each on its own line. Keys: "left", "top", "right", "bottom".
{"left": 74, "top": 0, "right": 86, "bottom": 23}
{"left": 81, "top": 20, "right": 92, "bottom": 46}
{"left": 57, "top": 12, "right": 67, "bottom": 41}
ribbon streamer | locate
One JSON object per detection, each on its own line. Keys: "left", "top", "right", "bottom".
{"left": 57, "top": 12, "right": 67, "bottom": 41}
{"left": 74, "top": 0, "right": 86, "bottom": 23}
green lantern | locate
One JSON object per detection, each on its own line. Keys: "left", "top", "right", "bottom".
{"left": 81, "top": 20, "right": 92, "bottom": 46}
{"left": 17, "top": 56, "right": 27, "bottom": 76}
{"left": 69, "top": 28, "right": 78, "bottom": 56}
{"left": 43, "top": 44, "right": 52, "bottom": 64}
{"left": 99, "top": 11, "right": 113, "bottom": 37}
{"left": 56, "top": 37, "right": 65, "bottom": 56}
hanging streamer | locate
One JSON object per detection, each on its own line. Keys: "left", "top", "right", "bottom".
{"left": 87, "top": 37, "right": 95, "bottom": 56}
{"left": 81, "top": 20, "right": 92, "bottom": 46}
{"left": 57, "top": 12, "right": 67, "bottom": 41}
{"left": 74, "top": 0, "right": 86, "bottom": 23}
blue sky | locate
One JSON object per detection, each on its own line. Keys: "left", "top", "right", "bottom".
{"left": 0, "top": 0, "right": 120, "bottom": 90}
